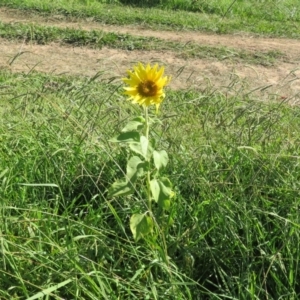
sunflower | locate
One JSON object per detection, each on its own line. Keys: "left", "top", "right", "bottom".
{"left": 122, "top": 63, "right": 170, "bottom": 111}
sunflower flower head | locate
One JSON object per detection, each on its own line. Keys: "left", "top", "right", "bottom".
{"left": 122, "top": 62, "right": 171, "bottom": 112}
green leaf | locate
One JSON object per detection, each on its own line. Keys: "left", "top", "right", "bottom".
{"left": 140, "top": 136, "right": 148, "bottom": 158}
{"left": 121, "top": 116, "right": 145, "bottom": 132}
{"left": 26, "top": 279, "right": 72, "bottom": 300}
{"left": 129, "top": 142, "right": 144, "bottom": 157}
{"left": 129, "top": 136, "right": 153, "bottom": 159}
{"left": 153, "top": 150, "right": 169, "bottom": 170}
{"left": 150, "top": 177, "right": 174, "bottom": 210}
{"left": 126, "top": 156, "right": 142, "bottom": 181}
{"left": 0, "top": 168, "right": 9, "bottom": 179}
{"left": 110, "top": 131, "right": 140, "bottom": 143}
{"left": 126, "top": 156, "right": 148, "bottom": 182}
{"left": 108, "top": 180, "right": 134, "bottom": 198}
{"left": 19, "top": 183, "right": 59, "bottom": 187}
{"left": 130, "top": 214, "right": 153, "bottom": 241}
{"left": 150, "top": 179, "right": 160, "bottom": 202}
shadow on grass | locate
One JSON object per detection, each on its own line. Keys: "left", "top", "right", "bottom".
{"left": 118, "top": 0, "right": 162, "bottom": 8}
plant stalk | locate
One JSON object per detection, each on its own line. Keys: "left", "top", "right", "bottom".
{"left": 144, "top": 106, "right": 152, "bottom": 213}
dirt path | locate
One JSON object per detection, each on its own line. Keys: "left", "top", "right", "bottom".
{"left": 1, "top": 7, "right": 300, "bottom": 102}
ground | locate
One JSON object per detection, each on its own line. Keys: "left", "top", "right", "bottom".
{"left": 1, "top": 7, "right": 300, "bottom": 102}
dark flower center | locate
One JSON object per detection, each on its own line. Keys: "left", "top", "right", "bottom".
{"left": 137, "top": 80, "right": 157, "bottom": 97}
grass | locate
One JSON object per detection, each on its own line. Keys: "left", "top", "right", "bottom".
{"left": 0, "top": 22, "right": 285, "bottom": 66}
{"left": 1, "top": 0, "right": 300, "bottom": 37}
{"left": 1, "top": 69, "right": 300, "bottom": 299}
{"left": 1, "top": 0, "right": 300, "bottom": 298}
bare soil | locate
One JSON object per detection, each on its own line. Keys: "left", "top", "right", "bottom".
{"left": 1, "top": 7, "right": 300, "bottom": 102}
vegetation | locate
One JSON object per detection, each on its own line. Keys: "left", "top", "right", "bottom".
{"left": 1, "top": 0, "right": 300, "bottom": 299}
{"left": 1, "top": 0, "right": 300, "bottom": 37}
{"left": 0, "top": 22, "right": 285, "bottom": 66}
{"left": 1, "top": 69, "right": 300, "bottom": 299}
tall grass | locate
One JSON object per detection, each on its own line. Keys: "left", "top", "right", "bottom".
{"left": 1, "top": 69, "right": 300, "bottom": 299}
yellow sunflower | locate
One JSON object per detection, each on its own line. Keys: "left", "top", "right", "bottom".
{"left": 122, "top": 63, "right": 170, "bottom": 111}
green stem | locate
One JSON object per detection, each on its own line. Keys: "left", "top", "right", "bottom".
{"left": 144, "top": 106, "right": 151, "bottom": 213}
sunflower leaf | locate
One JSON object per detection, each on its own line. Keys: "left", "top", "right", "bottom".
{"left": 121, "top": 117, "right": 145, "bottom": 132}
{"left": 108, "top": 180, "right": 134, "bottom": 198}
{"left": 129, "top": 142, "right": 144, "bottom": 157}
{"left": 129, "top": 138, "right": 153, "bottom": 160}
{"left": 126, "top": 156, "right": 148, "bottom": 182}
{"left": 110, "top": 132, "right": 140, "bottom": 143}
{"left": 150, "top": 177, "right": 174, "bottom": 210}
{"left": 130, "top": 214, "right": 153, "bottom": 241}
{"left": 153, "top": 150, "right": 169, "bottom": 171}
{"left": 140, "top": 136, "right": 148, "bottom": 158}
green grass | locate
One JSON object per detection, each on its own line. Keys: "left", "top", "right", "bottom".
{"left": 1, "top": 69, "right": 300, "bottom": 299}
{"left": 1, "top": 0, "right": 300, "bottom": 298}
{"left": 154, "top": 0, "right": 300, "bottom": 23}
{"left": 0, "top": 22, "right": 286, "bottom": 66}
{"left": 1, "top": 0, "right": 300, "bottom": 37}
